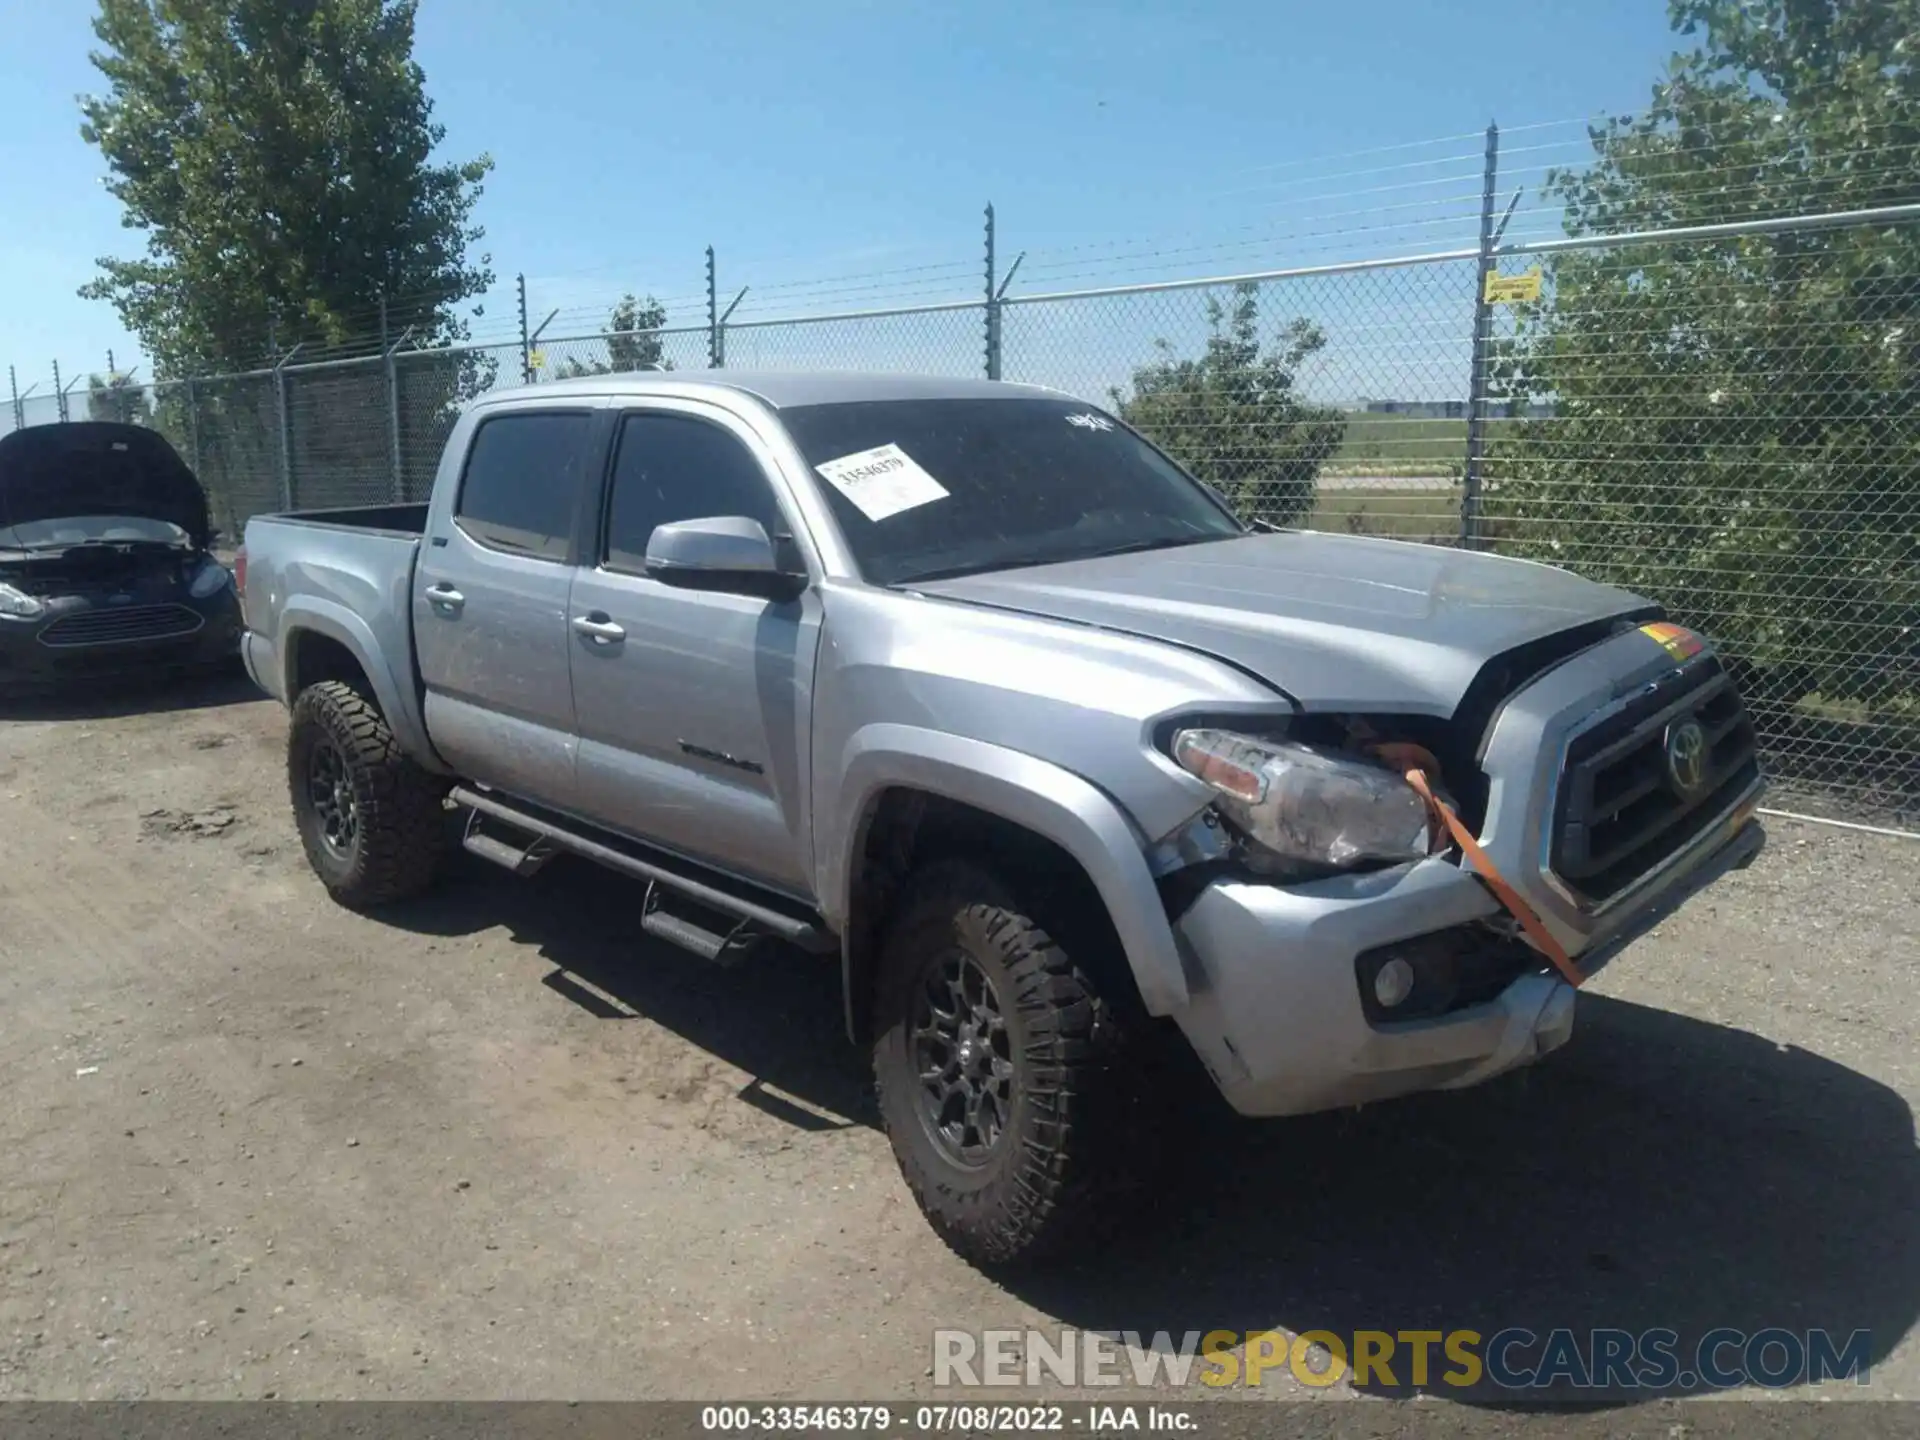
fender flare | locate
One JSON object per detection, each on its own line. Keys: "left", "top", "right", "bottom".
{"left": 278, "top": 597, "right": 444, "bottom": 771}
{"left": 826, "top": 723, "right": 1191, "bottom": 1019}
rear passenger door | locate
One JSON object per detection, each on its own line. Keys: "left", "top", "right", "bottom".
{"left": 568, "top": 405, "right": 820, "bottom": 894}
{"left": 414, "top": 407, "right": 598, "bottom": 810}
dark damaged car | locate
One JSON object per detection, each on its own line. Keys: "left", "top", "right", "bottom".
{"left": 0, "top": 422, "right": 242, "bottom": 693}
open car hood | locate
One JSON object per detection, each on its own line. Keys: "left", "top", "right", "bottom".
{"left": 0, "top": 422, "right": 211, "bottom": 551}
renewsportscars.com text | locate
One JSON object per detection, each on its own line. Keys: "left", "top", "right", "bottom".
{"left": 932, "top": 1327, "right": 1873, "bottom": 1391}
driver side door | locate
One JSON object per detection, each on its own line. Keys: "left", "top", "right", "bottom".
{"left": 568, "top": 404, "right": 821, "bottom": 896}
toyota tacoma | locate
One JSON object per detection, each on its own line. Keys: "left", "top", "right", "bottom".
{"left": 238, "top": 372, "right": 1766, "bottom": 1265}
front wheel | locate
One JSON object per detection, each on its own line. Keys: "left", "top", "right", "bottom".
{"left": 871, "top": 861, "right": 1127, "bottom": 1266}
{"left": 288, "top": 680, "right": 447, "bottom": 909}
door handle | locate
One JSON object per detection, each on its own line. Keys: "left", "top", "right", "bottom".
{"left": 572, "top": 613, "right": 626, "bottom": 645}
{"left": 425, "top": 583, "right": 464, "bottom": 615}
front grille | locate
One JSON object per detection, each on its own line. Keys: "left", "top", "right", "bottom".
{"left": 1550, "top": 658, "right": 1760, "bottom": 905}
{"left": 37, "top": 604, "right": 204, "bottom": 648}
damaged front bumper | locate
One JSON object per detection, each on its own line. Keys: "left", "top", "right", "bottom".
{"left": 1167, "top": 797, "right": 1765, "bottom": 1121}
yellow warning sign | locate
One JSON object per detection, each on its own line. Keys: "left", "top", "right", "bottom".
{"left": 528, "top": 349, "right": 546, "bottom": 370}
{"left": 1483, "top": 268, "right": 1543, "bottom": 304}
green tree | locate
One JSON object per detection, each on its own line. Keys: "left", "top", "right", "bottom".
{"left": 86, "top": 371, "right": 152, "bottom": 425}
{"left": 78, "top": 0, "right": 494, "bottom": 376}
{"left": 1487, "top": 0, "right": 1920, "bottom": 707}
{"left": 556, "top": 294, "right": 673, "bottom": 378}
{"left": 1111, "top": 282, "right": 1345, "bottom": 526}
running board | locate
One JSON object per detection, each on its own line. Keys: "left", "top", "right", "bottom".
{"left": 461, "top": 809, "right": 557, "bottom": 877}
{"left": 639, "top": 882, "right": 759, "bottom": 967}
{"left": 448, "top": 786, "right": 834, "bottom": 955}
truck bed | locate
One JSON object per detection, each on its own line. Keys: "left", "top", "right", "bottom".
{"left": 252, "top": 502, "right": 430, "bottom": 536}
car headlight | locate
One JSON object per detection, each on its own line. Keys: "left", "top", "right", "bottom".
{"left": 1171, "top": 727, "right": 1434, "bottom": 872}
{"left": 189, "top": 558, "right": 234, "bottom": 598}
{"left": 0, "top": 582, "right": 44, "bottom": 619}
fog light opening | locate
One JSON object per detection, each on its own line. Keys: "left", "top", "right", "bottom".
{"left": 1373, "top": 956, "right": 1416, "bottom": 1009}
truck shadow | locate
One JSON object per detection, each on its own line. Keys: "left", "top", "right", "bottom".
{"left": 388, "top": 852, "right": 875, "bottom": 1126}
{"left": 383, "top": 854, "right": 1918, "bottom": 1406}
{"left": 1010, "top": 994, "right": 1920, "bottom": 1406}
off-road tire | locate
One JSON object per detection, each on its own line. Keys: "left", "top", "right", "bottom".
{"left": 871, "top": 860, "right": 1125, "bottom": 1267}
{"left": 288, "top": 680, "right": 447, "bottom": 909}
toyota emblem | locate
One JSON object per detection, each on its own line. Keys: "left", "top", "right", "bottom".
{"left": 1664, "top": 717, "right": 1708, "bottom": 797}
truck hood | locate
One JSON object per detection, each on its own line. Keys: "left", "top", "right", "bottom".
{"left": 0, "top": 422, "right": 211, "bottom": 551}
{"left": 916, "top": 532, "right": 1654, "bottom": 715}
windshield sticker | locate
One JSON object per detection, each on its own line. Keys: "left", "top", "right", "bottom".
{"left": 1064, "top": 412, "right": 1114, "bottom": 432}
{"left": 813, "top": 443, "right": 950, "bottom": 523}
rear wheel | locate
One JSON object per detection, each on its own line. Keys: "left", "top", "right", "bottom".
{"left": 288, "top": 680, "right": 447, "bottom": 909}
{"left": 871, "top": 860, "right": 1127, "bottom": 1266}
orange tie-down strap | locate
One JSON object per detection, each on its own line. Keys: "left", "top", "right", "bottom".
{"left": 1403, "top": 767, "right": 1586, "bottom": 991}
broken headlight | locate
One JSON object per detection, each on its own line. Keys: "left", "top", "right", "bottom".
{"left": 1171, "top": 727, "right": 1434, "bottom": 873}
{"left": 0, "top": 582, "right": 44, "bottom": 619}
{"left": 189, "top": 557, "right": 234, "bottom": 598}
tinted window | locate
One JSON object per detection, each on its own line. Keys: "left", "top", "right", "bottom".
{"left": 778, "top": 398, "right": 1243, "bottom": 585}
{"left": 455, "top": 412, "right": 593, "bottom": 561}
{"left": 604, "top": 412, "right": 786, "bottom": 573}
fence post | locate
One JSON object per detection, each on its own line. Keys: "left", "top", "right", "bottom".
{"left": 185, "top": 377, "right": 201, "bottom": 475}
{"left": 715, "top": 286, "right": 747, "bottom": 368}
{"left": 273, "top": 345, "right": 302, "bottom": 510}
{"left": 984, "top": 204, "right": 999, "bottom": 379}
{"left": 385, "top": 346, "right": 405, "bottom": 504}
{"left": 706, "top": 247, "right": 720, "bottom": 368}
{"left": 517, "top": 273, "right": 532, "bottom": 385}
{"left": 57, "top": 363, "right": 85, "bottom": 423}
{"left": 7, "top": 365, "right": 19, "bottom": 431}
{"left": 1459, "top": 120, "right": 1500, "bottom": 549}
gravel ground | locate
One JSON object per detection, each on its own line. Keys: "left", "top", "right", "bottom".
{"left": 0, "top": 672, "right": 1915, "bottom": 1410}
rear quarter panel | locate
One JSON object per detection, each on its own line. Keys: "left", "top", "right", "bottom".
{"left": 241, "top": 515, "right": 440, "bottom": 768}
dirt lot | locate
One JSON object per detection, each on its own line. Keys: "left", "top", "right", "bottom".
{"left": 1, "top": 673, "right": 1916, "bottom": 1408}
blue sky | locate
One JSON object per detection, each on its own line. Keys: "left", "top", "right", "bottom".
{"left": 0, "top": 0, "right": 1683, "bottom": 387}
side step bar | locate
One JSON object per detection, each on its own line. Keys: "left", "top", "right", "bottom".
{"left": 461, "top": 809, "right": 557, "bottom": 877}
{"left": 448, "top": 785, "right": 835, "bottom": 957}
{"left": 639, "top": 882, "right": 744, "bottom": 965}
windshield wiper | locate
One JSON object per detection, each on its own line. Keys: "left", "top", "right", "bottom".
{"left": 1081, "top": 533, "right": 1228, "bottom": 560}
{"left": 896, "top": 533, "right": 1226, "bottom": 586}
{"left": 895, "top": 559, "right": 1030, "bottom": 585}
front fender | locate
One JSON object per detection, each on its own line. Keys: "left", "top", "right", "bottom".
{"left": 279, "top": 597, "right": 444, "bottom": 772}
{"left": 826, "top": 723, "right": 1190, "bottom": 1017}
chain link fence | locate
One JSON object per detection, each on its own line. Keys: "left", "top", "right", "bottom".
{"left": 1481, "top": 220, "right": 1920, "bottom": 824}
{"left": 6, "top": 209, "right": 1916, "bottom": 826}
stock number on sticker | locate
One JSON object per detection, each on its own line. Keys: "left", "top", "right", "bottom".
{"left": 703, "top": 1407, "right": 894, "bottom": 1431}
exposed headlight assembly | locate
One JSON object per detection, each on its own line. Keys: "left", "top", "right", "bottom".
{"left": 1171, "top": 727, "right": 1435, "bottom": 873}
{"left": 189, "top": 557, "right": 234, "bottom": 598}
{"left": 0, "top": 582, "right": 44, "bottom": 619}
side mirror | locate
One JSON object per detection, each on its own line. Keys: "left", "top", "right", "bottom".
{"left": 645, "top": 516, "right": 807, "bottom": 601}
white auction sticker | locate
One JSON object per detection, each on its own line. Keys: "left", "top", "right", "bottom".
{"left": 813, "top": 443, "right": 949, "bottom": 523}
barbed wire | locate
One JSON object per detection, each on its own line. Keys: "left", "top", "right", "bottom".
{"left": 20, "top": 105, "right": 1920, "bottom": 384}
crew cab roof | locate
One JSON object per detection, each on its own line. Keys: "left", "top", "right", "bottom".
{"left": 472, "top": 370, "right": 1073, "bottom": 412}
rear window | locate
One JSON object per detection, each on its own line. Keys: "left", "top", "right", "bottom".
{"left": 455, "top": 412, "right": 593, "bottom": 561}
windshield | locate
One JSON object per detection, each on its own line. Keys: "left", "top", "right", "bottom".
{"left": 2, "top": 515, "right": 193, "bottom": 550}
{"left": 779, "top": 397, "right": 1245, "bottom": 585}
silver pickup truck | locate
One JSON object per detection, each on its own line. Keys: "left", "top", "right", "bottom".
{"left": 240, "top": 371, "right": 1766, "bottom": 1265}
